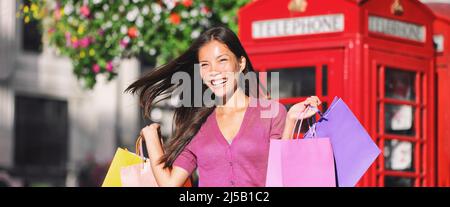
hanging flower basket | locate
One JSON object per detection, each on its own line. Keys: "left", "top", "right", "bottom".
{"left": 18, "top": 0, "right": 250, "bottom": 89}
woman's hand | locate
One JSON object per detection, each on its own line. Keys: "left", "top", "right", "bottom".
{"left": 139, "top": 123, "right": 191, "bottom": 187}
{"left": 281, "top": 96, "right": 321, "bottom": 139}
{"left": 140, "top": 123, "right": 161, "bottom": 142}
{"left": 286, "top": 96, "right": 322, "bottom": 121}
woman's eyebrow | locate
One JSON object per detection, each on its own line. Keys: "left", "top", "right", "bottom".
{"left": 216, "top": 54, "right": 229, "bottom": 59}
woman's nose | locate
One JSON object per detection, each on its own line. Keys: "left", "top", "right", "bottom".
{"left": 209, "top": 63, "right": 218, "bottom": 72}
{"left": 208, "top": 64, "right": 221, "bottom": 74}
{"left": 208, "top": 70, "right": 221, "bottom": 78}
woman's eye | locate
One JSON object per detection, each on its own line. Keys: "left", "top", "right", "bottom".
{"left": 201, "top": 64, "right": 208, "bottom": 68}
{"left": 220, "top": 59, "right": 228, "bottom": 62}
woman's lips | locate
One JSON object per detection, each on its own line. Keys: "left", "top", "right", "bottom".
{"left": 210, "top": 77, "right": 228, "bottom": 87}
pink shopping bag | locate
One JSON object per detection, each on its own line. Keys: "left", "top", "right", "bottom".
{"left": 266, "top": 139, "right": 284, "bottom": 187}
{"left": 120, "top": 136, "right": 192, "bottom": 187}
{"left": 266, "top": 106, "right": 336, "bottom": 187}
{"left": 281, "top": 138, "right": 336, "bottom": 187}
{"left": 120, "top": 136, "right": 159, "bottom": 187}
{"left": 120, "top": 160, "right": 159, "bottom": 187}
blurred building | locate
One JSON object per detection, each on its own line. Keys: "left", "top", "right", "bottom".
{"left": 0, "top": 0, "right": 142, "bottom": 186}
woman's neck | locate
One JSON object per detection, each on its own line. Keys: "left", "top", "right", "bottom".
{"left": 216, "top": 89, "right": 249, "bottom": 114}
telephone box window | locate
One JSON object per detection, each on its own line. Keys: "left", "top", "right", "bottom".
{"left": 267, "top": 67, "right": 316, "bottom": 98}
{"left": 322, "top": 102, "right": 328, "bottom": 112}
{"left": 322, "top": 65, "right": 328, "bottom": 96}
{"left": 384, "top": 104, "right": 415, "bottom": 135}
{"left": 384, "top": 140, "right": 414, "bottom": 172}
{"left": 384, "top": 176, "right": 414, "bottom": 187}
{"left": 385, "top": 68, "right": 416, "bottom": 101}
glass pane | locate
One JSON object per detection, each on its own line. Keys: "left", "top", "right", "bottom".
{"left": 384, "top": 140, "right": 414, "bottom": 172}
{"left": 267, "top": 67, "right": 316, "bottom": 98}
{"left": 384, "top": 176, "right": 414, "bottom": 187}
{"left": 384, "top": 104, "right": 415, "bottom": 135}
{"left": 322, "top": 65, "right": 328, "bottom": 96}
{"left": 322, "top": 102, "right": 328, "bottom": 112}
{"left": 385, "top": 68, "right": 415, "bottom": 101}
{"left": 22, "top": 0, "right": 43, "bottom": 52}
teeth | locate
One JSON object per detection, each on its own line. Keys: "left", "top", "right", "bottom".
{"left": 211, "top": 78, "right": 227, "bottom": 86}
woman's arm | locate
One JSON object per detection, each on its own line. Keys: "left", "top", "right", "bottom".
{"left": 141, "top": 123, "right": 191, "bottom": 187}
{"left": 281, "top": 96, "right": 321, "bottom": 139}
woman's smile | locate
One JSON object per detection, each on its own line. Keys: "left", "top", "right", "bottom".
{"left": 210, "top": 77, "right": 228, "bottom": 88}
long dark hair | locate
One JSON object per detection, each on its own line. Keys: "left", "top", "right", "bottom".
{"left": 125, "top": 26, "right": 262, "bottom": 169}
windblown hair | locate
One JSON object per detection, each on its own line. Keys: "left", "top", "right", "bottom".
{"left": 125, "top": 26, "right": 263, "bottom": 169}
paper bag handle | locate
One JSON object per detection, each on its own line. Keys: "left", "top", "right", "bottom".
{"left": 290, "top": 106, "right": 321, "bottom": 139}
{"left": 290, "top": 106, "right": 310, "bottom": 139}
{"left": 135, "top": 135, "right": 147, "bottom": 159}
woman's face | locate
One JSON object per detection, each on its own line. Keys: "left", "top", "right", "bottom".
{"left": 198, "top": 40, "right": 246, "bottom": 98}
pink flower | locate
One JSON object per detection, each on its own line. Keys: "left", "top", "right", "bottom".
{"left": 54, "top": 9, "right": 62, "bottom": 21}
{"left": 54, "top": 3, "right": 61, "bottom": 20}
{"left": 71, "top": 39, "right": 79, "bottom": 48}
{"left": 98, "top": 29, "right": 104, "bottom": 36}
{"left": 120, "top": 39, "right": 129, "bottom": 49}
{"left": 80, "top": 5, "right": 90, "bottom": 18}
{"left": 201, "top": 6, "right": 211, "bottom": 15}
{"left": 92, "top": 64, "right": 100, "bottom": 73}
{"left": 89, "top": 36, "right": 96, "bottom": 44}
{"left": 80, "top": 37, "right": 90, "bottom": 48}
{"left": 106, "top": 61, "right": 113, "bottom": 72}
{"left": 65, "top": 32, "right": 71, "bottom": 47}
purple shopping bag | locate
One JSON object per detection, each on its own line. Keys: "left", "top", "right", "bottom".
{"left": 304, "top": 97, "right": 381, "bottom": 187}
{"left": 266, "top": 107, "right": 336, "bottom": 187}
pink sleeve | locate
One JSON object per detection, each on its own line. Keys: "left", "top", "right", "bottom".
{"left": 269, "top": 101, "right": 287, "bottom": 139}
{"left": 173, "top": 141, "right": 197, "bottom": 175}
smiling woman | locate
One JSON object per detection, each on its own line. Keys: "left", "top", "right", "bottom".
{"left": 198, "top": 40, "right": 247, "bottom": 100}
{"left": 125, "top": 26, "right": 321, "bottom": 187}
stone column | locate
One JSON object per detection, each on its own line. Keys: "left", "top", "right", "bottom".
{"left": 0, "top": 0, "right": 17, "bottom": 81}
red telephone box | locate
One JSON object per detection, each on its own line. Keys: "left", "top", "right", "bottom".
{"left": 426, "top": 3, "right": 450, "bottom": 187}
{"left": 238, "top": 0, "right": 436, "bottom": 186}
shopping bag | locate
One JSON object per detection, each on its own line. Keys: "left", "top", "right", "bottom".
{"left": 304, "top": 96, "right": 381, "bottom": 187}
{"left": 103, "top": 136, "right": 192, "bottom": 187}
{"left": 281, "top": 138, "right": 336, "bottom": 187}
{"left": 266, "top": 107, "right": 336, "bottom": 187}
{"left": 102, "top": 147, "right": 142, "bottom": 187}
{"left": 265, "top": 139, "right": 283, "bottom": 187}
{"left": 120, "top": 136, "right": 159, "bottom": 187}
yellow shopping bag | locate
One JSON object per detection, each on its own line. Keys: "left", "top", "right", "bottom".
{"left": 102, "top": 147, "right": 142, "bottom": 187}
{"left": 102, "top": 136, "right": 193, "bottom": 187}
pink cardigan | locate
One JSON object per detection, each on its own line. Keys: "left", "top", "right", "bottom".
{"left": 173, "top": 97, "right": 287, "bottom": 187}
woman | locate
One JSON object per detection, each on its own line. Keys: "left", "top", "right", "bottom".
{"left": 126, "top": 26, "right": 321, "bottom": 187}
